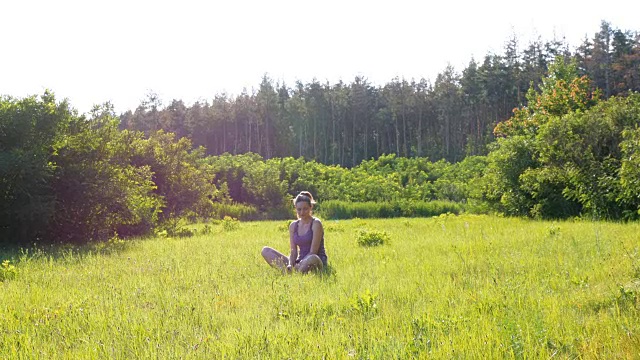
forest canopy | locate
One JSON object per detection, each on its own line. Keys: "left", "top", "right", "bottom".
{"left": 119, "top": 21, "right": 640, "bottom": 165}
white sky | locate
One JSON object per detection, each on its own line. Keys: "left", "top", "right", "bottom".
{"left": 1, "top": 0, "right": 638, "bottom": 114}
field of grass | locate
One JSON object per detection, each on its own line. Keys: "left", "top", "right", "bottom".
{"left": 1, "top": 215, "right": 639, "bottom": 358}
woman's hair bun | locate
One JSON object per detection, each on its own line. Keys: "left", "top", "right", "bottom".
{"left": 293, "top": 191, "right": 316, "bottom": 205}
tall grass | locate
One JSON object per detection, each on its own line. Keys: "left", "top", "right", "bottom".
{"left": 317, "top": 200, "right": 463, "bottom": 219}
{"left": 0, "top": 215, "right": 638, "bottom": 358}
{"left": 209, "top": 202, "right": 259, "bottom": 220}
{"left": 208, "top": 202, "right": 293, "bottom": 221}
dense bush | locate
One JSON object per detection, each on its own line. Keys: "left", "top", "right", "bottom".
{"left": 480, "top": 135, "right": 539, "bottom": 216}
{"left": 49, "top": 106, "right": 162, "bottom": 242}
{"left": 620, "top": 127, "right": 640, "bottom": 219}
{"left": 482, "top": 57, "right": 640, "bottom": 219}
{"left": 0, "top": 92, "right": 70, "bottom": 243}
{"left": 204, "top": 152, "right": 485, "bottom": 214}
{"left": 129, "top": 130, "right": 216, "bottom": 224}
{"left": 0, "top": 95, "right": 217, "bottom": 245}
{"left": 356, "top": 229, "right": 390, "bottom": 247}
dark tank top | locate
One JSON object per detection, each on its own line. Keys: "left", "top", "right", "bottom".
{"left": 293, "top": 218, "right": 327, "bottom": 265}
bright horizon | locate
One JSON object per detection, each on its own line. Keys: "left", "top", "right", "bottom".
{"left": 2, "top": 0, "right": 638, "bottom": 114}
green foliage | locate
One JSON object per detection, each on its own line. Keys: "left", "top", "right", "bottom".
{"left": 205, "top": 152, "right": 479, "bottom": 221}
{"left": 432, "top": 156, "right": 488, "bottom": 202}
{"left": 4, "top": 85, "right": 640, "bottom": 249}
{"left": 531, "top": 93, "right": 640, "bottom": 219}
{"left": 318, "top": 200, "right": 462, "bottom": 220}
{"left": 198, "top": 224, "right": 213, "bottom": 235}
{"left": 494, "top": 57, "right": 600, "bottom": 138}
{"left": 49, "top": 105, "right": 162, "bottom": 242}
{"left": 615, "top": 284, "right": 639, "bottom": 311}
{"left": 241, "top": 158, "right": 288, "bottom": 210}
{"left": 519, "top": 167, "right": 582, "bottom": 219}
{"left": 0, "top": 91, "right": 485, "bottom": 246}
{"left": 160, "top": 225, "right": 195, "bottom": 238}
{"left": 320, "top": 201, "right": 396, "bottom": 219}
{"left": 356, "top": 229, "right": 390, "bottom": 247}
{"left": 221, "top": 216, "right": 240, "bottom": 231}
{"left": 130, "top": 130, "right": 215, "bottom": 223}
{"left": 620, "top": 126, "right": 640, "bottom": 218}
{"left": 2, "top": 22, "right": 639, "bottom": 247}
{"left": 403, "top": 200, "right": 463, "bottom": 217}
{"left": 0, "top": 92, "right": 71, "bottom": 243}
{"left": 349, "top": 289, "right": 379, "bottom": 319}
{"left": 0, "top": 260, "right": 17, "bottom": 282}
{"left": 480, "top": 136, "right": 538, "bottom": 216}
{"left": 483, "top": 53, "right": 640, "bottom": 219}
{"left": 1, "top": 93, "right": 219, "bottom": 245}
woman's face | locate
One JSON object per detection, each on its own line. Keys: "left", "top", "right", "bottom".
{"left": 295, "top": 201, "right": 312, "bottom": 219}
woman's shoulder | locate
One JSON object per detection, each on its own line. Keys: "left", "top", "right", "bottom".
{"left": 312, "top": 217, "right": 323, "bottom": 227}
{"left": 289, "top": 219, "right": 299, "bottom": 230}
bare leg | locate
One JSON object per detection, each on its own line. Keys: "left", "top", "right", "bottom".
{"left": 294, "top": 254, "right": 323, "bottom": 273}
{"left": 261, "top": 246, "right": 289, "bottom": 271}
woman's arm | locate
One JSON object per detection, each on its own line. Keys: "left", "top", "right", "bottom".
{"left": 310, "top": 219, "right": 324, "bottom": 255}
{"left": 288, "top": 221, "right": 298, "bottom": 268}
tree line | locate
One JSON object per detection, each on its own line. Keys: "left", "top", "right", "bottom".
{"left": 0, "top": 91, "right": 479, "bottom": 245}
{"left": 120, "top": 21, "right": 640, "bottom": 165}
{"left": 2, "top": 21, "right": 640, "bottom": 246}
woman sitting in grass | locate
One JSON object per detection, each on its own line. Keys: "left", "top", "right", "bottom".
{"left": 261, "top": 191, "right": 327, "bottom": 273}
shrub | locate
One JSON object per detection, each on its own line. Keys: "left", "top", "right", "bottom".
{"left": 50, "top": 116, "right": 162, "bottom": 242}
{"left": 356, "top": 229, "right": 390, "bottom": 247}
{"left": 221, "top": 216, "right": 240, "bottom": 231}
{"left": 0, "top": 92, "right": 72, "bottom": 244}
{"left": 349, "top": 289, "right": 378, "bottom": 319}
{"left": 130, "top": 130, "right": 215, "bottom": 223}
{"left": 0, "top": 260, "right": 17, "bottom": 281}
{"left": 199, "top": 224, "right": 213, "bottom": 235}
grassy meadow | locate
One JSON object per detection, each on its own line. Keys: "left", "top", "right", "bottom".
{"left": 1, "top": 215, "right": 639, "bottom": 359}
